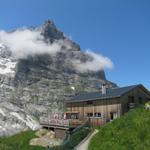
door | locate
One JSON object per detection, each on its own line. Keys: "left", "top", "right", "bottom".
{"left": 110, "top": 112, "right": 114, "bottom": 120}
{"left": 110, "top": 112, "right": 118, "bottom": 120}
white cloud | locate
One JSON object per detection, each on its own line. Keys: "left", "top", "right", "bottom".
{"left": 0, "top": 29, "right": 64, "bottom": 59}
{"left": 0, "top": 28, "right": 113, "bottom": 73}
{"left": 72, "top": 50, "right": 113, "bottom": 72}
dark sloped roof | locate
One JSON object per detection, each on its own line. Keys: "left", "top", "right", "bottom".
{"left": 67, "top": 84, "right": 140, "bottom": 103}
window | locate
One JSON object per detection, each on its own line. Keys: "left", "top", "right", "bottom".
{"left": 139, "top": 97, "right": 142, "bottom": 103}
{"left": 128, "top": 96, "right": 135, "bottom": 103}
{"left": 86, "top": 101, "right": 93, "bottom": 105}
{"left": 94, "top": 113, "right": 101, "bottom": 118}
{"left": 87, "top": 113, "right": 93, "bottom": 118}
{"left": 66, "top": 113, "right": 79, "bottom": 119}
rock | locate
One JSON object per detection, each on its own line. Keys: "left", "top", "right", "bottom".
{"left": 30, "top": 129, "right": 61, "bottom": 147}
{"left": 35, "top": 129, "right": 50, "bottom": 137}
{"left": 0, "top": 102, "right": 41, "bottom": 136}
{"left": 45, "top": 131, "right": 55, "bottom": 139}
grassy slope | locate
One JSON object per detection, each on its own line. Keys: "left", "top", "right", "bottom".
{"left": 0, "top": 130, "right": 45, "bottom": 150}
{"left": 89, "top": 107, "right": 150, "bottom": 150}
{"left": 0, "top": 127, "right": 90, "bottom": 150}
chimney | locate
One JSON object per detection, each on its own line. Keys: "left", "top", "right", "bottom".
{"left": 102, "top": 84, "right": 106, "bottom": 95}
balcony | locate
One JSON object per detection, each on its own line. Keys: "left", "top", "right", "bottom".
{"left": 40, "top": 118, "right": 84, "bottom": 129}
{"left": 128, "top": 103, "right": 136, "bottom": 109}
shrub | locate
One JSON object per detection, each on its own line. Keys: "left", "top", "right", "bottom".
{"left": 53, "top": 127, "right": 91, "bottom": 150}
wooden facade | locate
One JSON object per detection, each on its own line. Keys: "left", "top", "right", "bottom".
{"left": 66, "top": 85, "right": 150, "bottom": 126}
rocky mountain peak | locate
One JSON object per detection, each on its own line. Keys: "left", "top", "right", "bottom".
{"left": 41, "top": 20, "right": 64, "bottom": 42}
{"left": 43, "top": 20, "right": 56, "bottom": 29}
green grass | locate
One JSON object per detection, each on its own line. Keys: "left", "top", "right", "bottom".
{"left": 89, "top": 107, "right": 150, "bottom": 150}
{"left": 0, "top": 126, "right": 91, "bottom": 150}
{"left": 0, "top": 130, "right": 45, "bottom": 150}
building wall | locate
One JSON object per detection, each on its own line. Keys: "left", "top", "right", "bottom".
{"left": 67, "top": 98, "right": 121, "bottom": 126}
{"left": 54, "top": 128, "right": 67, "bottom": 139}
{"left": 121, "top": 86, "right": 150, "bottom": 113}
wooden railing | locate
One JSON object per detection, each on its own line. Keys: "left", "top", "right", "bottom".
{"left": 128, "top": 103, "right": 136, "bottom": 109}
{"left": 40, "top": 118, "right": 84, "bottom": 128}
{"left": 40, "top": 118, "right": 69, "bottom": 127}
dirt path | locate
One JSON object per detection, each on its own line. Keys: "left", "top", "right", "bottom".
{"left": 75, "top": 129, "right": 98, "bottom": 150}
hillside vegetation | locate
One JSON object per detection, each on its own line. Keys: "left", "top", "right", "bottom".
{"left": 0, "top": 130, "right": 45, "bottom": 150}
{"left": 0, "top": 126, "right": 90, "bottom": 150}
{"left": 53, "top": 126, "right": 91, "bottom": 150}
{"left": 89, "top": 107, "right": 150, "bottom": 150}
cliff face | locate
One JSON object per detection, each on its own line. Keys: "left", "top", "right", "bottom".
{"left": 0, "top": 20, "right": 116, "bottom": 136}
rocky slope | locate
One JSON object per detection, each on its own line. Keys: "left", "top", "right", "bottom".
{"left": 0, "top": 20, "right": 116, "bottom": 136}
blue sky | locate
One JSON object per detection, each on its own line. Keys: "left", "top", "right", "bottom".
{"left": 0, "top": 0, "right": 150, "bottom": 89}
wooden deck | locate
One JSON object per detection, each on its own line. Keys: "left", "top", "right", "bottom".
{"left": 40, "top": 119, "right": 84, "bottom": 130}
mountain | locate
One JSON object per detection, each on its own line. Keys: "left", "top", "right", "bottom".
{"left": 0, "top": 20, "right": 116, "bottom": 136}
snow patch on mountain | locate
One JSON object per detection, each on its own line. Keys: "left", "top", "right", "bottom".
{"left": 0, "top": 43, "right": 17, "bottom": 76}
{"left": 0, "top": 58, "right": 16, "bottom": 75}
